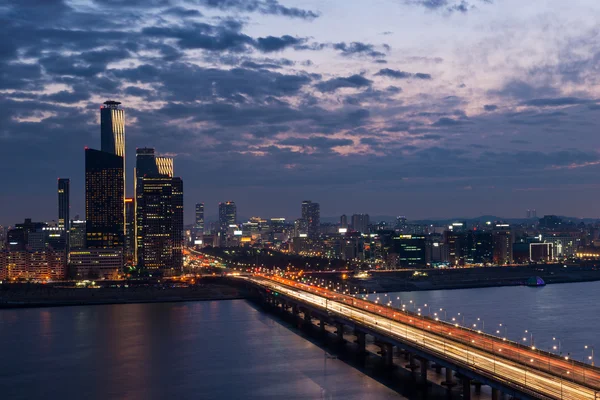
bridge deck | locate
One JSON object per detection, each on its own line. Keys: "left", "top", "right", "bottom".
{"left": 245, "top": 274, "right": 600, "bottom": 400}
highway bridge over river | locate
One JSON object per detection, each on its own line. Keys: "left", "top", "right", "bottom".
{"left": 240, "top": 274, "right": 600, "bottom": 400}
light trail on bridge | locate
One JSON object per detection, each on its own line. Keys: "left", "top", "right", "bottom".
{"left": 245, "top": 274, "right": 600, "bottom": 400}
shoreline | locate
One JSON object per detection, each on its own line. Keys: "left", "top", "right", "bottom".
{"left": 0, "top": 295, "right": 246, "bottom": 309}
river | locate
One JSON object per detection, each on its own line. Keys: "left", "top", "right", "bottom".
{"left": 0, "top": 299, "right": 402, "bottom": 400}
{"left": 1, "top": 281, "right": 598, "bottom": 399}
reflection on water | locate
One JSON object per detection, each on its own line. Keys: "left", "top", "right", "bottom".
{"left": 0, "top": 300, "right": 403, "bottom": 400}
{"left": 366, "top": 280, "right": 600, "bottom": 362}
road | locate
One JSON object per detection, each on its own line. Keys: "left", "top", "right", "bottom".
{"left": 246, "top": 274, "right": 600, "bottom": 400}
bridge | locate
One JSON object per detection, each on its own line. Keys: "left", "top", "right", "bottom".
{"left": 240, "top": 274, "right": 600, "bottom": 400}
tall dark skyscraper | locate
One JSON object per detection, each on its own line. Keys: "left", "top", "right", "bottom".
{"left": 218, "top": 201, "right": 236, "bottom": 232}
{"left": 100, "top": 100, "right": 126, "bottom": 237}
{"left": 85, "top": 148, "right": 124, "bottom": 248}
{"left": 195, "top": 203, "right": 204, "bottom": 232}
{"left": 301, "top": 200, "right": 320, "bottom": 238}
{"left": 135, "top": 148, "right": 183, "bottom": 273}
{"left": 57, "top": 178, "right": 70, "bottom": 231}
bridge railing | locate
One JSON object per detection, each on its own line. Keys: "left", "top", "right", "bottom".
{"left": 258, "top": 273, "right": 600, "bottom": 391}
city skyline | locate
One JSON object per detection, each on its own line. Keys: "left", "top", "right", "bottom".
{"left": 4, "top": 1, "right": 600, "bottom": 225}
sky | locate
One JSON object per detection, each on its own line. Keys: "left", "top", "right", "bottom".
{"left": 2, "top": 0, "right": 600, "bottom": 225}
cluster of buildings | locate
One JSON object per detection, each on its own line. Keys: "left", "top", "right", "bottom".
{"left": 0, "top": 101, "right": 184, "bottom": 281}
{"left": 187, "top": 206, "right": 600, "bottom": 269}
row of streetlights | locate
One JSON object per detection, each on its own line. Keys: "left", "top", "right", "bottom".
{"left": 258, "top": 268, "right": 597, "bottom": 367}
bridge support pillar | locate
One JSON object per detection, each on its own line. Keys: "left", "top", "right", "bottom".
{"left": 420, "top": 359, "right": 428, "bottom": 380}
{"left": 441, "top": 368, "right": 456, "bottom": 387}
{"left": 473, "top": 381, "right": 481, "bottom": 394}
{"left": 491, "top": 388, "right": 500, "bottom": 400}
{"left": 319, "top": 318, "right": 326, "bottom": 333}
{"left": 462, "top": 378, "right": 472, "bottom": 400}
{"left": 335, "top": 323, "right": 344, "bottom": 344}
{"left": 405, "top": 353, "right": 417, "bottom": 370}
{"left": 303, "top": 310, "right": 312, "bottom": 325}
{"left": 433, "top": 363, "right": 442, "bottom": 373}
{"left": 355, "top": 330, "right": 366, "bottom": 354}
{"left": 382, "top": 343, "right": 394, "bottom": 368}
{"left": 292, "top": 305, "right": 299, "bottom": 318}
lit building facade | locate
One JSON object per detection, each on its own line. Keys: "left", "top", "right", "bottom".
{"left": 195, "top": 203, "right": 204, "bottom": 232}
{"left": 70, "top": 220, "right": 86, "bottom": 249}
{"left": 58, "top": 178, "right": 70, "bottom": 232}
{"left": 101, "top": 100, "right": 125, "bottom": 235}
{"left": 301, "top": 200, "right": 320, "bottom": 238}
{"left": 135, "top": 149, "right": 184, "bottom": 273}
{"left": 70, "top": 248, "right": 123, "bottom": 280}
{"left": 85, "top": 148, "right": 124, "bottom": 249}
{"left": 125, "top": 198, "right": 135, "bottom": 264}
{"left": 493, "top": 225, "right": 514, "bottom": 265}
{"left": 219, "top": 201, "right": 237, "bottom": 233}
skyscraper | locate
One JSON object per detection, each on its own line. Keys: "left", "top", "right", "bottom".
{"left": 101, "top": 100, "right": 126, "bottom": 237}
{"left": 351, "top": 214, "right": 370, "bottom": 233}
{"left": 219, "top": 201, "right": 236, "bottom": 232}
{"left": 125, "top": 198, "right": 135, "bottom": 264}
{"left": 85, "top": 148, "right": 124, "bottom": 249}
{"left": 301, "top": 200, "right": 320, "bottom": 238}
{"left": 195, "top": 203, "right": 205, "bottom": 233}
{"left": 340, "top": 214, "right": 348, "bottom": 229}
{"left": 58, "top": 178, "right": 70, "bottom": 232}
{"left": 135, "top": 148, "right": 183, "bottom": 273}
{"left": 100, "top": 101, "right": 125, "bottom": 159}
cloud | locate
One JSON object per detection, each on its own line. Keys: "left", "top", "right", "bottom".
{"left": 333, "top": 42, "right": 386, "bottom": 58}
{"left": 404, "top": 0, "right": 482, "bottom": 14}
{"left": 164, "top": 7, "right": 203, "bottom": 17}
{"left": 522, "top": 97, "right": 593, "bottom": 107}
{"left": 483, "top": 104, "right": 498, "bottom": 111}
{"left": 255, "top": 35, "right": 305, "bottom": 52}
{"left": 315, "top": 74, "right": 373, "bottom": 92}
{"left": 375, "top": 68, "right": 432, "bottom": 79}
{"left": 192, "top": 0, "right": 319, "bottom": 20}
{"left": 279, "top": 136, "right": 354, "bottom": 149}
{"left": 432, "top": 117, "right": 468, "bottom": 127}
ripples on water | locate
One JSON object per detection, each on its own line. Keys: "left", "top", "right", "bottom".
{"left": 0, "top": 300, "right": 403, "bottom": 400}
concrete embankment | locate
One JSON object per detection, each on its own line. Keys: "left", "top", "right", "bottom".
{"left": 0, "top": 283, "right": 244, "bottom": 309}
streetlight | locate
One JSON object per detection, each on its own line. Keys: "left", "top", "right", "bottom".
{"left": 553, "top": 337, "right": 562, "bottom": 355}
{"left": 439, "top": 308, "right": 447, "bottom": 320}
{"left": 585, "top": 345, "right": 595, "bottom": 366}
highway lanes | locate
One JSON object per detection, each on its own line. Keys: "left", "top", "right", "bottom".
{"left": 248, "top": 276, "right": 599, "bottom": 400}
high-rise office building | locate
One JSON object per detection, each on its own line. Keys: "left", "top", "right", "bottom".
{"left": 493, "top": 224, "right": 513, "bottom": 265}
{"left": 219, "top": 201, "right": 237, "bottom": 232}
{"left": 85, "top": 148, "right": 124, "bottom": 249}
{"left": 135, "top": 149, "right": 184, "bottom": 273}
{"left": 69, "top": 220, "right": 86, "bottom": 249}
{"left": 195, "top": 203, "right": 205, "bottom": 232}
{"left": 351, "top": 214, "right": 370, "bottom": 233}
{"left": 301, "top": 200, "right": 320, "bottom": 238}
{"left": 58, "top": 179, "right": 70, "bottom": 232}
{"left": 125, "top": 198, "right": 135, "bottom": 264}
{"left": 101, "top": 101, "right": 125, "bottom": 159}
{"left": 101, "top": 100, "right": 126, "bottom": 237}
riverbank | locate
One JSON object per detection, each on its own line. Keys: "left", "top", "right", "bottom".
{"left": 0, "top": 282, "right": 244, "bottom": 309}
{"left": 316, "top": 264, "right": 600, "bottom": 292}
